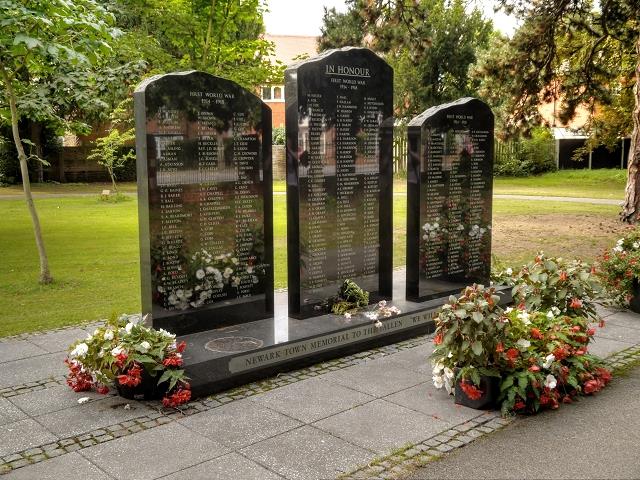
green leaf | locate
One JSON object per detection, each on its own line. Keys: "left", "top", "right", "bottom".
{"left": 471, "top": 341, "right": 483, "bottom": 356}
{"left": 500, "top": 375, "right": 515, "bottom": 391}
{"left": 454, "top": 309, "right": 468, "bottom": 319}
{"left": 13, "top": 34, "right": 42, "bottom": 50}
{"left": 472, "top": 311, "right": 483, "bottom": 323}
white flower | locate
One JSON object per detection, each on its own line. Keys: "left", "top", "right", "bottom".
{"left": 432, "top": 362, "right": 444, "bottom": 374}
{"left": 125, "top": 322, "right": 134, "bottom": 334}
{"left": 634, "top": 242, "right": 640, "bottom": 250}
{"left": 247, "top": 266, "right": 254, "bottom": 274}
{"left": 364, "top": 311, "right": 378, "bottom": 320}
{"left": 617, "top": 239, "right": 624, "bottom": 246}
{"left": 231, "top": 257, "right": 238, "bottom": 264}
{"left": 70, "top": 343, "right": 89, "bottom": 358}
{"left": 444, "top": 378, "right": 453, "bottom": 395}
{"left": 111, "top": 345, "right": 124, "bottom": 356}
{"left": 374, "top": 320, "right": 383, "bottom": 328}
{"left": 517, "top": 311, "right": 531, "bottom": 325}
{"left": 378, "top": 300, "right": 387, "bottom": 307}
{"left": 103, "top": 330, "right": 114, "bottom": 341}
{"left": 432, "top": 374, "right": 444, "bottom": 389}
{"left": 506, "top": 268, "right": 513, "bottom": 276}
{"left": 447, "top": 351, "right": 453, "bottom": 358}
{"left": 505, "top": 307, "right": 513, "bottom": 314}
{"left": 613, "top": 245, "right": 624, "bottom": 253}
{"left": 516, "top": 338, "right": 531, "bottom": 350}
{"left": 159, "top": 328, "right": 175, "bottom": 339}
{"left": 544, "top": 374, "right": 557, "bottom": 389}
{"left": 344, "top": 312, "right": 352, "bottom": 319}
{"left": 546, "top": 310, "right": 554, "bottom": 319}
{"left": 223, "top": 267, "right": 233, "bottom": 278}
{"left": 139, "top": 341, "right": 151, "bottom": 353}
{"left": 444, "top": 367, "right": 454, "bottom": 380}
{"left": 196, "top": 269, "right": 205, "bottom": 280}
{"left": 551, "top": 306, "right": 561, "bottom": 315}
{"left": 77, "top": 397, "right": 90, "bottom": 404}
{"left": 543, "top": 354, "right": 555, "bottom": 369}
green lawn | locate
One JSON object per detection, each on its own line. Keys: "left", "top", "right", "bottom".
{"left": 0, "top": 193, "right": 624, "bottom": 337}
{"left": 273, "top": 169, "right": 627, "bottom": 199}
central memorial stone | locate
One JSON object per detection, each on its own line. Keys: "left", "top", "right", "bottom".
{"left": 135, "top": 71, "right": 273, "bottom": 336}
{"left": 285, "top": 47, "right": 394, "bottom": 318}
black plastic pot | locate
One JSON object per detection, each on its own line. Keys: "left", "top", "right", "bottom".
{"left": 629, "top": 280, "right": 640, "bottom": 314}
{"left": 454, "top": 375, "right": 500, "bottom": 410}
{"left": 115, "top": 369, "right": 168, "bottom": 401}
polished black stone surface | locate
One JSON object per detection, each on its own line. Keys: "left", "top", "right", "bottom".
{"left": 406, "top": 98, "right": 494, "bottom": 302}
{"left": 285, "top": 47, "right": 394, "bottom": 319}
{"left": 134, "top": 71, "right": 273, "bottom": 335}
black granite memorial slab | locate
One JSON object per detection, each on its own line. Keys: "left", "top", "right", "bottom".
{"left": 285, "top": 47, "right": 394, "bottom": 319}
{"left": 135, "top": 71, "right": 273, "bottom": 336}
{"left": 406, "top": 98, "right": 494, "bottom": 302}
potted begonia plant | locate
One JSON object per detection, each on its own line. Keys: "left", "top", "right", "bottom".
{"left": 66, "top": 314, "right": 191, "bottom": 408}
{"left": 598, "top": 229, "right": 640, "bottom": 312}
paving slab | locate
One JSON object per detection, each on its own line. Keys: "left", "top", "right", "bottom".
{"left": 321, "top": 358, "right": 427, "bottom": 397}
{"left": 373, "top": 344, "right": 434, "bottom": 375}
{"left": 178, "top": 398, "right": 302, "bottom": 449}
{"left": 36, "top": 395, "right": 152, "bottom": 437}
{"left": 159, "top": 452, "right": 283, "bottom": 480}
{"left": 385, "top": 382, "right": 482, "bottom": 426}
{"left": 3, "top": 452, "right": 111, "bottom": 480}
{"left": 27, "top": 328, "right": 90, "bottom": 353}
{"left": 0, "top": 418, "right": 58, "bottom": 457}
{"left": 593, "top": 322, "right": 640, "bottom": 344}
{"left": 9, "top": 384, "right": 103, "bottom": 417}
{"left": 0, "top": 340, "right": 48, "bottom": 364}
{"left": 0, "top": 352, "right": 66, "bottom": 388}
{"left": 603, "top": 311, "right": 640, "bottom": 331}
{"left": 595, "top": 304, "right": 619, "bottom": 319}
{"left": 0, "top": 398, "right": 27, "bottom": 426}
{"left": 588, "top": 336, "right": 635, "bottom": 358}
{"left": 240, "top": 425, "right": 373, "bottom": 480}
{"left": 80, "top": 422, "right": 229, "bottom": 480}
{"left": 250, "top": 377, "right": 374, "bottom": 423}
{"left": 313, "top": 398, "right": 449, "bottom": 455}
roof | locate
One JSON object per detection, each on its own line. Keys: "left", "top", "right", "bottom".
{"left": 264, "top": 34, "right": 319, "bottom": 66}
{"left": 552, "top": 127, "right": 587, "bottom": 140}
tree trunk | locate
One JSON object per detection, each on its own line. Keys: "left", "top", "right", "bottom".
{"left": 2, "top": 72, "right": 53, "bottom": 284}
{"left": 621, "top": 31, "right": 640, "bottom": 223}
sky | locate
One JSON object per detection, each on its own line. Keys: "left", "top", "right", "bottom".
{"left": 264, "top": 0, "right": 519, "bottom": 37}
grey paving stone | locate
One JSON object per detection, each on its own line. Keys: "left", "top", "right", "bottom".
{"left": 595, "top": 304, "right": 619, "bottom": 319}
{"left": 313, "top": 399, "right": 449, "bottom": 455}
{"left": 0, "top": 340, "right": 48, "bottom": 364}
{"left": 36, "top": 396, "right": 152, "bottom": 437}
{"left": 9, "top": 385, "right": 103, "bottom": 416}
{"left": 588, "top": 336, "right": 635, "bottom": 358}
{"left": 321, "top": 359, "right": 427, "bottom": 397}
{"left": 27, "top": 328, "right": 91, "bottom": 354}
{"left": 159, "top": 452, "right": 283, "bottom": 480}
{"left": 0, "top": 398, "right": 27, "bottom": 426}
{"left": 601, "top": 311, "right": 640, "bottom": 330}
{"left": 0, "top": 419, "right": 58, "bottom": 457}
{"left": 0, "top": 353, "right": 67, "bottom": 389}
{"left": 594, "top": 322, "right": 640, "bottom": 344}
{"left": 250, "top": 377, "right": 374, "bottom": 423}
{"left": 178, "top": 398, "right": 301, "bottom": 449}
{"left": 80, "top": 422, "right": 229, "bottom": 480}
{"left": 241, "top": 425, "right": 373, "bottom": 480}
{"left": 385, "top": 382, "right": 482, "bottom": 426}
{"left": 374, "top": 343, "right": 435, "bottom": 374}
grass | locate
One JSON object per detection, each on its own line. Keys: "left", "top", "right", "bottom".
{"left": 0, "top": 182, "right": 138, "bottom": 196}
{"left": 0, "top": 192, "right": 626, "bottom": 337}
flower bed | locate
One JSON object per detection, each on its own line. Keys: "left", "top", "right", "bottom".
{"left": 65, "top": 314, "right": 191, "bottom": 408}
{"left": 597, "top": 228, "right": 640, "bottom": 308}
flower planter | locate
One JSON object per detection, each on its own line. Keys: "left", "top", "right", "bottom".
{"left": 454, "top": 375, "right": 500, "bottom": 410}
{"left": 629, "top": 279, "right": 640, "bottom": 314}
{"left": 115, "top": 370, "right": 167, "bottom": 401}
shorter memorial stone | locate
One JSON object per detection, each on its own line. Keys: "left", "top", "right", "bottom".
{"left": 406, "top": 98, "right": 494, "bottom": 302}
{"left": 135, "top": 71, "right": 273, "bottom": 335}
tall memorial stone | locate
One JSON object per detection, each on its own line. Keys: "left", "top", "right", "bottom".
{"left": 285, "top": 47, "right": 393, "bottom": 318}
{"left": 135, "top": 71, "right": 273, "bottom": 335}
{"left": 406, "top": 98, "right": 494, "bottom": 302}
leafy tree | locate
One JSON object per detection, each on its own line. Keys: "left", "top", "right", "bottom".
{"left": 480, "top": 1, "right": 639, "bottom": 222}
{"left": 0, "top": 0, "right": 117, "bottom": 283}
{"left": 319, "top": 0, "right": 493, "bottom": 118}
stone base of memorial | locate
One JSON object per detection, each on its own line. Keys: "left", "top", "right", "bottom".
{"left": 179, "top": 273, "right": 511, "bottom": 397}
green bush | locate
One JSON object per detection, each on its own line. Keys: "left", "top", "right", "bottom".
{"left": 0, "top": 133, "right": 19, "bottom": 184}
{"left": 272, "top": 126, "right": 285, "bottom": 145}
{"left": 495, "top": 127, "right": 556, "bottom": 177}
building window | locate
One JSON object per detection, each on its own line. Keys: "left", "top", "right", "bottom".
{"left": 260, "top": 85, "right": 285, "bottom": 102}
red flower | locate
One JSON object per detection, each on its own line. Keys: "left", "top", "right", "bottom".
{"left": 506, "top": 348, "right": 519, "bottom": 362}
{"left": 595, "top": 367, "right": 612, "bottom": 385}
{"left": 162, "top": 387, "right": 191, "bottom": 408}
{"left": 118, "top": 364, "right": 143, "bottom": 388}
{"left": 575, "top": 348, "right": 586, "bottom": 356}
{"left": 434, "top": 333, "right": 443, "bottom": 345}
{"left": 162, "top": 355, "right": 183, "bottom": 367}
{"left": 459, "top": 380, "right": 483, "bottom": 401}
{"left": 599, "top": 319, "right": 606, "bottom": 328}
{"left": 558, "top": 271, "right": 568, "bottom": 282}
{"left": 587, "top": 328, "right": 596, "bottom": 336}
{"left": 517, "top": 302, "right": 526, "bottom": 310}
{"left": 571, "top": 325, "right": 581, "bottom": 332}
{"left": 495, "top": 342, "right": 504, "bottom": 353}
{"left": 530, "top": 328, "right": 543, "bottom": 340}
{"left": 176, "top": 341, "right": 187, "bottom": 353}
{"left": 562, "top": 395, "right": 573, "bottom": 404}
{"left": 115, "top": 352, "right": 128, "bottom": 369}
{"left": 583, "top": 379, "right": 600, "bottom": 394}
{"left": 528, "top": 365, "right": 540, "bottom": 372}
{"left": 553, "top": 345, "right": 569, "bottom": 361}
{"left": 514, "top": 400, "right": 526, "bottom": 410}
{"left": 590, "top": 265, "right": 597, "bottom": 274}
{"left": 65, "top": 359, "right": 93, "bottom": 392}
{"left": 569, "top": 298, "right": 583, "bottom": 309}
{"left": 96, "top": 385, "right": 109, "bottom": 395}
